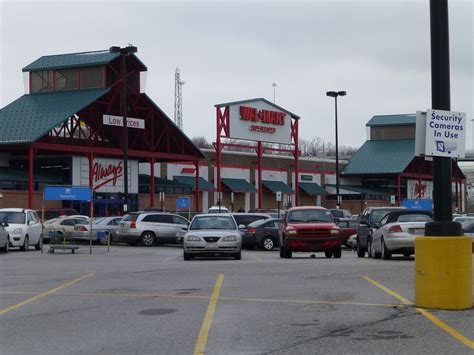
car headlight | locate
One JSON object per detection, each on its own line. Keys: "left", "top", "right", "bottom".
{"left": 11, "top": 228, "right": 23, "bottom": 235}
{"left": 330, "top": 229, "right": 340, "bottom": 235}
{"left": 186, "top": 235, "right": 201, "bottom": 242}
{"left": 287, "top": 229, "right": 297, "bottom": 236}
{"left": 222, "top": 235, "right": 238, "bottom": 242}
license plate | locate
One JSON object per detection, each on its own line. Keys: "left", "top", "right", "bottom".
{"left": 206, "top": 243, "right": 218, "bottom": 250}
{"left": 411, "top": 228, "right": 424, "bottom": 235}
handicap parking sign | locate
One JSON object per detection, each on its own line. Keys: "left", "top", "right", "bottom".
{"left": 177, "top": 197, "right": 190, "bottom": 209}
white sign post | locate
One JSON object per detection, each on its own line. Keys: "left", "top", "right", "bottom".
{"left": 419, "top": 109, "right": 466, "bottom": 158}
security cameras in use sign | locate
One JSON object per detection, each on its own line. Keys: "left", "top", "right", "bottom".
{"left": 415, "top": 110, "right": 466, "bottom": 158}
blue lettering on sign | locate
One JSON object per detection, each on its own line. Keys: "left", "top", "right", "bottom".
{"left": 44, "top": 186, "right": 92, "bottom": 201}
{"left": 177, "top": 197, "right": 190, "bottom": 209}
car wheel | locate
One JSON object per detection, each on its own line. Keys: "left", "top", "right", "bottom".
{"left": 99, "top": 233, "right": 109, "bottom": 246}
{"left": 1, "top": 238, "right": 8, "bottom": 253}
{"left": 283, "top": 245, "right": 292, "bottom": 259}
{"left": 183, "top": 251, "right": 192, "bottom": 260}
{"left": 234, "top": 251, "right": 242, "bottom": 260}
{"left": 381, "top": 238, "right": 392, "bottom": 260}
{"left": 324, "top": 250, "right": 332, "bottom": 258}
{"left": 356, "top": 238, "right": 365, "bottom": 258}
{"left": 372, "top": 241, "right": 381, "bottom": 259}
{"left": 35, "top": 235, "right": 43, "bottom": 251}
{"left": 20, "top": 236, "right": 29, "bottom": 251}
{"left": 261, "top": 237, "right": 275, "bottom": 251}
{"left": 140, "top": 232, "right": 155, "bottom": 247}
{"left": 333, "top": 246, "right": 342, "bottom": 258}
{"left": 368, "top": 239, "right": 373, "bottom": 258}
{"left": 279, "top": 245, "right": 285, "bottom": 258}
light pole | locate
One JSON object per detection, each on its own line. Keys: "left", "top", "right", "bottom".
{"left": 110, "top": 45, "right": 138, "bottom": 213}
{"left": 326, "top": 90, "right": 346, "bottom": 209}
{"left": 272, "top": 83, "right": 277, "bottom": 103}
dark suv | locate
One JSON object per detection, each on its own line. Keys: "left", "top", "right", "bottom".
{"left": 356, "top": 206, "right": 405, "bottom": 257}
{"left": 279, "top": 206, "right": 341, "bottom": 258}
{"left": 232, "top": 213, "right": 271, "bottom": 228}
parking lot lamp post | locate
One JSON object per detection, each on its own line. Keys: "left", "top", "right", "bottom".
{"left": 110, "top": 45, "right": 138, "bottom": 213}
{"left": 326, "top": 90, "right": 346, "bottom": 209}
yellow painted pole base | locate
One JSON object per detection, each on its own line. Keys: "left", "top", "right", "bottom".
{"left": 415, "top": 236, "right": 472, "bottom": 310}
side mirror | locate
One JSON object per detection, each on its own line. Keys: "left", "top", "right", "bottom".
{"left": 238, "top": 224, "right": 246, "bottom": 229}
{"left": 359, "top": 219, "right": 369, "bottom": 226}
{"left": 333, "top": 217, "right": 341, "bottom": 223}
{"left": 29, "top": 220, "right": 35, "bottom": 226}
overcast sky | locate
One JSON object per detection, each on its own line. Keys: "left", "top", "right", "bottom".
{"left": 1, "top": 0, "right": 472, "bottom": 150}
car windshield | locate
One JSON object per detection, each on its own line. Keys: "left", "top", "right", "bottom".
{"left": 397, "top": 214, "right": 432, "bottom": 222}
{"left": 190, "top": 216, "right": 237, "bottom": 230}
{"left": 330, "top": 209, "right": 344, "bottom": 218}
{"left": 93, "top": 217, "right": 106, "bottom": 224}
{"left": 370, "top": 209, "right": 398, "bottom": 224}
{"left": 0, "top": 211, "right": 25, "bottom": 224}
{"left": 287, "top": 209, "right": 333, "bottom": 223}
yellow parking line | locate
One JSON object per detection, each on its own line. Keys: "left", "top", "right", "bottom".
{"left": 364, "top": 276, "right": 474, "bottom": 350}
{"left": 0, "top": 272, "right": 95, "bottom": 316}
{"left": 0, "top": 290, "right": 401, "bottom": 308}
{"left": 219, "top": 296, "right": 403, "bottom": 308}
{"left": 194, "top": 274, "right": 224, "bottom": 355}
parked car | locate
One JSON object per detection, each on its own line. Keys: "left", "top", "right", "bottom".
{"left": 336, "top": 218, "right": 359, "bottom": 246}
{"left": 0, "top": 208, "right": 43, "bottom": 251}
{"left": 207, "top": 206, "right": 230, "bottom": 213}
{"left": 232, "top": 213, "right": 271, "bottom": 228}
{"left": 329, "top": 209, "right": 352, "bottom": 220}
{"left": 70, "top": 216, "right": 123, "bottom": 245}
{"left": 279, "top": 206, "right": 342, "bottom": 258}
{"left": 369, "top": 210, "right": 433, "bottom": 259}
{"left": 453, "top": 216, "right": 474, "bottom": 223}
{"left": 346, "top": 234, "right": 357, "bottom": 248}
{"left": 183, "top": 213, "right": 242, "bottom": 260}
{"left": 248, "top": 208, "right": 284, "bottom": 218}
{"left": 356, "top": 206, "right": 405, "bottom": 258}
{"left": 460, "top": 221, "right": 474, "bottom": 250}
{"left": 241, "top": 218, "right": 281, "bottom": 250}
{"left": 43, "top": 215, "right": 90, "bottom": 241}
{"left": 115, "top": 212, "right": 190, "bottom": 246}
{"left": 0, "top": 222, "right": 9, "bottom": 252}
{"left": 35, "top": 208, "right": 79, "bottom": 221}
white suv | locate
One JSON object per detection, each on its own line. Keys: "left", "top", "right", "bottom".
{"left": 0, "top": 208, "right": 43, "bottom": 251}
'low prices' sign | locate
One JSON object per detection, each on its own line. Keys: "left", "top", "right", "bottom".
{"left": 415, "top": 110, "right": 466, "bottom": 158}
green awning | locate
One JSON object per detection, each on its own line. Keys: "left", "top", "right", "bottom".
{"left": 262, "top": 180, "right": 294, "bottom": 193}
{"left": 221, "top": 178, "right": 258, "bottom": 193}
{"left": 0, "top": 88, "right": 109, "bottom": 145}
{"left": 326, "top": 184, "right": 392, "bottom": 196}
{"left": 341, "top": 139, "right": 414, "bottom": 176}
{"left": 299, "top": 182, "right": 327, "bottom": 196}
{"left": 0, "top": 167, "right": 63, "bottom": 183}
{"left": 174, "top": 176, "right": 215, "bottom": 191}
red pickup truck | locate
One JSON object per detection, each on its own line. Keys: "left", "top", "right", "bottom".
{"left": 279, "top": 206, "right": 342, "bottom": 258}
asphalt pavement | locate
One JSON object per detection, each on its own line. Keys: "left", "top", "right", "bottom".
{"left": 0, "top": 244, "right": 473, "bottom": 354}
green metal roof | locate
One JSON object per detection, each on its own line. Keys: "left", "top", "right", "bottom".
{"left": 325, "top": 184, "right": 392, "bottom": 196}
{"left": 262, "top": 180, "right": 294, "bottom": 193}
{"left": 221, "top": 178, "right": 258, "bottom": 193}
{"left": 341, "top": 139, "right": 414, "bottom": 176}
{"left": 0, "top": 88, "right": 109, "bottom": 145}
{"left": 174, "top": 176, "right": 215, "bottom": 191}
{"left": 139, "top": 175, "right": 192, "bottom": 188}
{"left": 0, "top": 167, "right": 63, "bottom": 183}
{"left": 299, "top": 182, "right": 327, "bottom": 196}
{"left": 366, "top": 114, "right": 416, "bottom": 127}
{"left": 22, "top": 50, "right": 120, "bottom": 72}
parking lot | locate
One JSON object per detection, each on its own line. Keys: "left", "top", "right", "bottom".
{"left": 1, "top": 245, "right": 473, "bottom": 354}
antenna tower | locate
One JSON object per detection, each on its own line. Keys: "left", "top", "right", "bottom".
{"left": 174, "top": 68, "right": 185, "bottom": 130}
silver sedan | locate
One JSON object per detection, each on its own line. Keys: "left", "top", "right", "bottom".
{"left": 370, "top": 210, "right": 433, "bottom": 259}
{"left": 183, "top": 213, "right": 242, "bottom": 260}
{"left": 70, "top": 217, "right": 123, "bottom": 245}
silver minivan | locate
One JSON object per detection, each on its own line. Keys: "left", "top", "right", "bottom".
{"left": 116, "top": 212, "right": 189, "bottom": 246}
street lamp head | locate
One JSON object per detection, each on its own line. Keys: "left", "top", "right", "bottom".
{"left": 337, "top": 91, "right": 347, "bottom": 97}
{"left": 109, "top": 45, "right": 138, "bottom": 54}
{"left": 326, "top": 91, "right": 338, "bottom": 98}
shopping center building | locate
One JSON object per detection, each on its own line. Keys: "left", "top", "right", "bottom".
{"left": 0, "top": 47, "right": 467, "bottom": 215}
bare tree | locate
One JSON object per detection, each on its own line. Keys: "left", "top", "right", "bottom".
{"left": 192, "top": 136, "right": 213, "bottom": 149}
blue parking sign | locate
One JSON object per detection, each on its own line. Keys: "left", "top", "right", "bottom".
{"left": 177, "top": 197, "right": 190, "bottom": 209}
